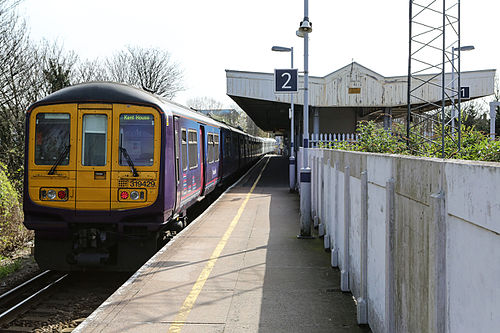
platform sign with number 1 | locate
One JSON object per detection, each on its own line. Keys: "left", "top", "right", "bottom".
{"left": 274, "top": 69, "right": 298, "bottom": 93}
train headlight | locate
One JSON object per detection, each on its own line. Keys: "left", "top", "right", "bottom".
{"left": 47, "top": 189, "right": 57, "bottom": 200}
{"left": 130, "top": 190, "right": 140, "bottom": 200}
{"left": 40, "top": 188, "right": 68, "bottom": 201}
{"left": 118, "top": 188, "right": 147, "bottom": 202}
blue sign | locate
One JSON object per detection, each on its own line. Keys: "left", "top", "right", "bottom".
{"left": 460, "top": 86, "right": 470, "bottom": 99}
{"left": 274, "top": 69, "right": 298, "bottom": 93}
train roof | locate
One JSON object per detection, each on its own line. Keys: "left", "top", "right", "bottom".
{"left": 28, "top": 81, "right": 273, "bottom": 139}
{"left": 29, "top": 81, "right": 164, "bottom": 109}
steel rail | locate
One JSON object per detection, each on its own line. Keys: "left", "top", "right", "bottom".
{"left": 0, "top": 272, "right": 68, "bottom": 322}
{"left": 0, "top": 270, "right": 51, "bottom": 301}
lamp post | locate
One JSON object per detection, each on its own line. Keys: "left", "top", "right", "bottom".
{"left": 451, "top": 45, "right": 474, "bottom": 138}
{"left": 297, "top": 0, "right": 313, "bottom": 238}
{"left": 272, "top": 46, "right": 296, "bottom": 192}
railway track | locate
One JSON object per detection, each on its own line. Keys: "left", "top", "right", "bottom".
{"left": 0, "top": 270, "right": 67, "bottom": 327}
{"left": 0, "top": 271, "right": 130, "bottom": 332}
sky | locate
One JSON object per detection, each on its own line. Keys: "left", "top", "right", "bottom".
{"left": 17, "top": 0, "right": 500, "bottom": 107}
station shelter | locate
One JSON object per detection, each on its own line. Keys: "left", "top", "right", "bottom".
{"left": 226, "top": 62, "right": 495, "bottom": 148}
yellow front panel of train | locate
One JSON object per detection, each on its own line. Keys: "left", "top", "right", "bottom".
{"left": 27, "top": 103, "right": 160, "bottom": 212}
{"left": 28, "top": 104, "right": 77, "bottom": 209}
{"left": 75, "top": 107, "right": 112, "bottom": 210}
{"left": 110, "top": 104, "right": 160, "bottom": 210}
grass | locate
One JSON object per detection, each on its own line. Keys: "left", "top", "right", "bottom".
{"left": 0, "top": 256, "right": 23, "bottom": 280}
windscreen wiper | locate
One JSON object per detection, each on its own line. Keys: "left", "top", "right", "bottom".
{"left": 119, "top": 146, "right": 139, "bottom": 177}
{"left": 48, "top": 145, "right": 70, "bottom": 175}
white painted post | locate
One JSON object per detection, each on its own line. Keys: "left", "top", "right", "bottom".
{"left": 341, "top": 165, "right": 350, "bottom": 292}
{"left": 323, "top": 158, "right": 331, "bottom": 250}
{"left": 357, "top": 171, "right": 368, "bottom": 324}
{"left": 330, "top": 160, "right": 336, "bottom": 251}
{"left": 297, "top": 155, "right": 300, "bottom": 190}
{"left": 297, "top": 148, "right": 302, "bottom": 194}
{"left": 312, "top": 156, "right": 317, "bottom": 227}
{"left": 385, "top": 178, "right": 395, "bottom": 333}
{"left": 316, "top": 153, "right": 320, "bottom": 224}
{"left": 298, "top": 148, "right": 312, "bottom": 237}
{"left": 318, "top": 154, "right": 325, "bottom": 236}
{"left": 431, "top": 191, "right": 446, "bottom": 333}
{"left": 331, "top": 161, "right": 339, "bottom": 267}
{"left": 299, "top": 165, "right": 312, "bottom": 237}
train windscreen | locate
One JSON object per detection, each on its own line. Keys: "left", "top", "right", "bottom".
{"left": 119, "top": 114, "right": 155, "bottom": 166}
{"left": 34, "top": 113, "right": 70, "bottom": 165}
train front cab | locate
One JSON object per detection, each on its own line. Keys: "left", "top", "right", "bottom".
{"left": 25, "top": 102, "right": 166, "bottom": 270}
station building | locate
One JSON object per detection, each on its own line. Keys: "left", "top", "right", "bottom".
{"left": 225, "top": 62, "right": 495, "bottom": 140}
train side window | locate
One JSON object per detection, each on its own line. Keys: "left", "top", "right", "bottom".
{"left": 82, "top": 114, "right": 107, "bottom": 166}
{"left": 188, "top": 129, "right": 198, "bottom": 169}
{"left": 34, "top": 113, "right": 70, "bottom": 165}
{"left": 181, "top": 129, "right": 187, "bottom": 171}
{"left": 207, "top": 133, "right": 214, "bottom": 163}
{"left": 214, "top": 134, "right": 219, "bottom": 162}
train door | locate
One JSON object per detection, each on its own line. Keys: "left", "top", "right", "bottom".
{"left": 75, "top": 105, "right": 113, "bottom": 211}
{"left": 199, "top": 125, "right": 206, "bottom": 196}
{"left": 173, "top": 117, "right": 182, "bottom": 211}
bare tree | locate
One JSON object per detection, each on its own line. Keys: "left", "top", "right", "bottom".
{"left": 39, "top": 39, "right": 78, "bottom": 94}
{"left": 231, "top": 104, "right": 268, "bottom": 137}
{"left": 105, "top": 50, "right": 133, "bottom": 84}
{"left": 186, "top": 97, "right": 268, "bottom": 137}
{"left": 186, "top": 96, "right": 224, "bottom": 110}
{"left": 73, "top": 58, "right": 108, "bottom": 83}
{"left": 106, "top": 45, "right": 184, "bottom": 99}
{"left": 0, "top": 0, "right": 39, "bottom": 181}
{"left": 0, "top": 2, "right": 78, "bottom": 183}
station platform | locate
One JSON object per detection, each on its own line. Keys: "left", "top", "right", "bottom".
{"left": 75, "top": 156, "right": 370, "bottom": 333}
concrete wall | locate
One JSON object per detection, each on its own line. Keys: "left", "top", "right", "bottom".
{"left": 305, "top": 149, "right": 500, "bottom": 333}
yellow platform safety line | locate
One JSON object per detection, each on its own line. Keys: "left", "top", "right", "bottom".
{"left": 168, "top": 157, "right": 270, "bottom": 333}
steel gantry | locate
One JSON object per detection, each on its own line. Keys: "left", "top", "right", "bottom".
{"left": 407, "top": 0, "right": 463, "bottom": 158}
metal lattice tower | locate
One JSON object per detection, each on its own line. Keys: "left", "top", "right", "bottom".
{"left": 407, "top": 0, "right": 461, "bottom": 158}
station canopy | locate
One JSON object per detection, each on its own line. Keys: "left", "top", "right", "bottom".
{"left": 226, "top": 62, "right": 495, "bottom": 134}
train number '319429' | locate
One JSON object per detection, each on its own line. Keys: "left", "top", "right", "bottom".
{"left": 129, "top": 180, "right": 156, "bottom": 188}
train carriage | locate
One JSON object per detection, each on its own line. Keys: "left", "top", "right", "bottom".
{"left": 23, "top": 82, "right": 273, "bottom": 271}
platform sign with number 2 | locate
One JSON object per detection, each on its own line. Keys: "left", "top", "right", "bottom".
{"left": 274, "top": 69, "right": 298, "bottom": 93}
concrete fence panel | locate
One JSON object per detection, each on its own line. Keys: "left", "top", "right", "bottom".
{"left": 305, "top": 149, "right": 500, "bottom": 333}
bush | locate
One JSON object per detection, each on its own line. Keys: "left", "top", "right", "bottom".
{"left": 0, "top": 163, "right": 30, "bottom": 255}
{"left": 320, "top": 120, "right": 500, "bottom": 163}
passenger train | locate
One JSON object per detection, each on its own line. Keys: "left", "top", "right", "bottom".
{"left": 23, "top": 82, "right": 274, "bottom": 271}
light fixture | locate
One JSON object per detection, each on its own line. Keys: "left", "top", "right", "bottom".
{"left": 453, "top": 45, "right": 475, "bottom": 52}
{"left": 299, "top": 19, "right": 312, "bottom": 33}
{"left": 271, "top": 46, "right": 292, "bottom": 52}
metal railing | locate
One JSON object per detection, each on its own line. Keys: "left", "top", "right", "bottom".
{"left": 308, "top": 133, "right": 358, "bottom": 148}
